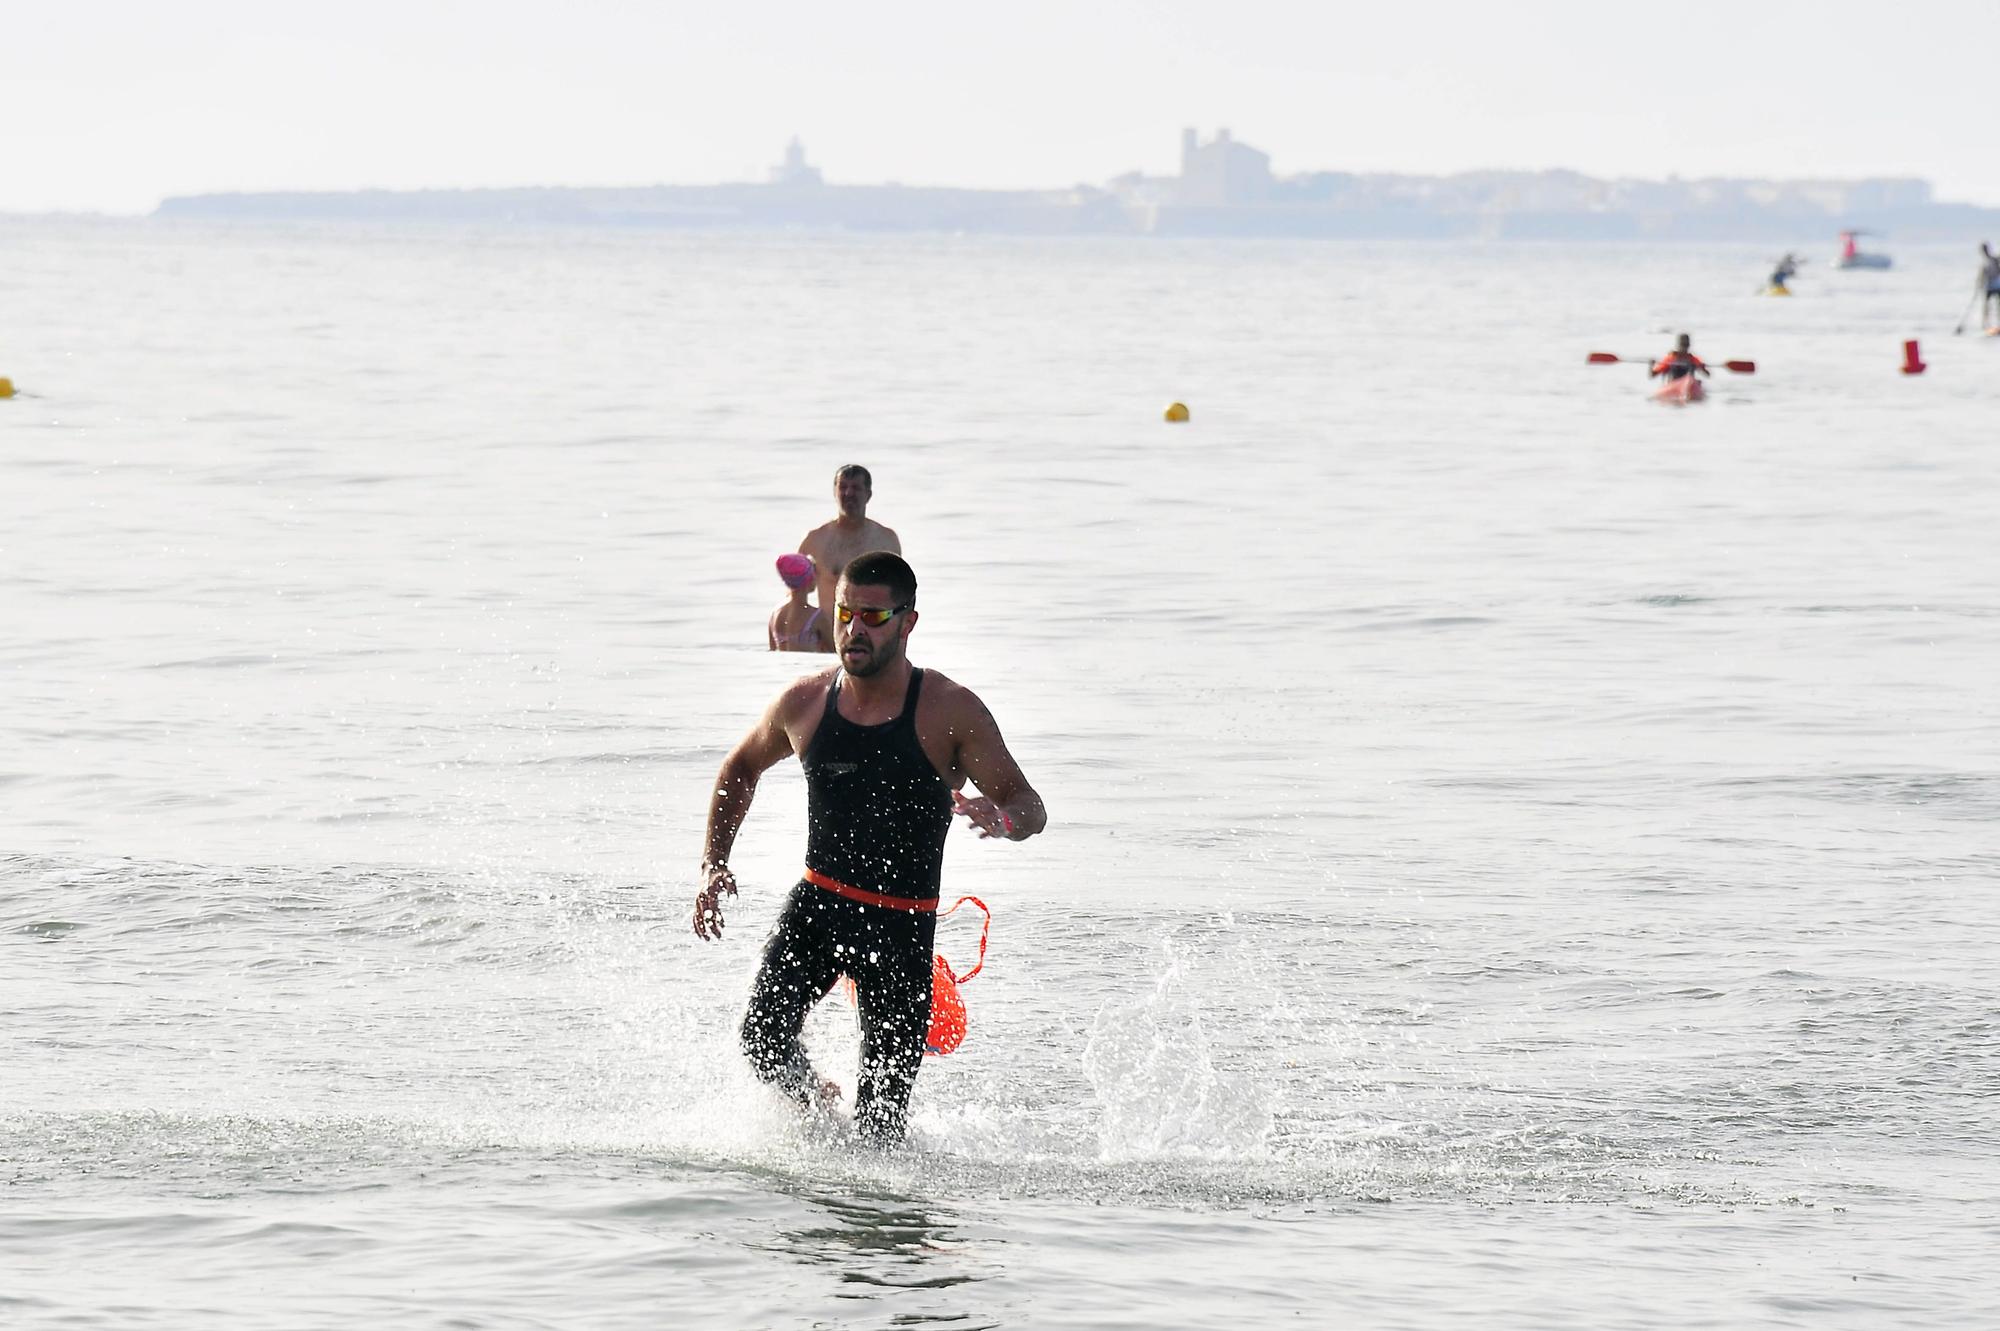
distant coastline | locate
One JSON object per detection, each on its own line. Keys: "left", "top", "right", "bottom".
{"left": 151, "top": 130, "right": 2000, "bottom": 241}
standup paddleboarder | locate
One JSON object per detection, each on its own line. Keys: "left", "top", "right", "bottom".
{"left": 694, "top": 551, "right": 1047, "bottom": 1144}
{"left": 1980, "top": 243, "right": 2000, "bottom": 329}
{"left": 1650, "top": 333, "right": 1711, "bottom": 383}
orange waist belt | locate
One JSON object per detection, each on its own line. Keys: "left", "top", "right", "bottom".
{"left": 803, "top": 866, "right": 939, "bottom": 913}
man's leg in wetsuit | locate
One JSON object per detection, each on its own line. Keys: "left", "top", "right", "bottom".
{"left": 740, "top": 884, "right": 841, "bottom": 1109}
{"left": 849, "top": 909, "right": 936, "bottom": 1144}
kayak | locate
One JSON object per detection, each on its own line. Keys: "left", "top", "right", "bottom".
{"left": 1836, "top": 253, "right": 1892, "bottom": 270}
{"left": 1763, "top": 284, "right": 1792, "bottom": 296}
{"left": 1651, "top": 374, "right": 1706, "bottom": 405}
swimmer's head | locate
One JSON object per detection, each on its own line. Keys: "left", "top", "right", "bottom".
{"left": 1676, "top": 333, "right": 1692, "bottom": 351}
{"left": 834, "top": 551, "right": 919, "bottom": 678}
{"left": 776, "top": 553, "right": 815, "bottom": 590}
{"left": 839, "top": 551, "right": 916, "bottom": 609}
{"left": 834, "top": 464, "right": 873, "bottom": 517}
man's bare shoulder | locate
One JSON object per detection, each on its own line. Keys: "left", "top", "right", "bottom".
{"left": 799, "top": 523, "right": 836, "bottom": 553}
{"left": 869, "top": 521, "right": 902, "bottom": 552}
{"left": 918, "top": 669, "right": 991, "bottom": 725}
{"left": 776, "top": 666, "right": 838, "bottom": 714}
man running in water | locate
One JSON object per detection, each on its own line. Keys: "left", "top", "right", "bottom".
{"left": 694, "top": 551, "right": 1047, "bottom": 1144}
{"left": 1650, "top": 333, "right": 1710, "bottom": 383}
{"left": 799, "top": 466, "right": 900, "bottom": 640}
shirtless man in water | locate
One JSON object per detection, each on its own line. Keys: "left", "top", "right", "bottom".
{"left": 799, "top": 465, "right": 900, "bottom": 628}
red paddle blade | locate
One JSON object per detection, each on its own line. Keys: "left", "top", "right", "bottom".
{"left": 1586, "top": 352, "right": 1621, "bottom": 364}
{"left": 1724, "top": 360, "right": 1756, "bottom": 373}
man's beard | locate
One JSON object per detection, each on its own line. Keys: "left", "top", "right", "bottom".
{"left": 841, "top": 639, "right": 890, "bottom": 677}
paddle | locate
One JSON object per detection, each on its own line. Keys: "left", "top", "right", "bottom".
{"left": 1587, "top": 352, "right": 1756, "bottom": 373}
{"left": 1952, "top": 287, "right": 1982, "bottom": 336}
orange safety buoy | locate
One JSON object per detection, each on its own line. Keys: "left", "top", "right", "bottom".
{"left": 925, "top": 953, "right": 969, "bottom": 1055}
{"left": 924, "top": 896, "right": 989, "bottom": 1056}
{"left": 834, "top": 896, "right": 992, "bottom": 1056}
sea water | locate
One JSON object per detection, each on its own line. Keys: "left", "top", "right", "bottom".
{"left": 2, "top": 219, "right": 1996, "bottom": 1329}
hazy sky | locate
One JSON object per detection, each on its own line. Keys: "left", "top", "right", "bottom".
{"left": 8, "top": 0, "right": 1995, "bottom": 214}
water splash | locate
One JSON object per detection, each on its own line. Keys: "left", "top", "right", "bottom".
{"left": 1081, "top": 940, "right": 1273, "bottom": 1160}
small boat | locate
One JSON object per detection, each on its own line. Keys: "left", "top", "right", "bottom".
{"left": 1835, "top": 229, "right": 1892, "bottom": 270}
{"left": 1651, "top": 374, "right": 1706, "bottom": 405}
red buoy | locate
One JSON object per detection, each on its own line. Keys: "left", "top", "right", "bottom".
{"left": 840, "top": 896, "right": 990, "bottom": 1057}
{"left": 925, "top": 954, "right": 969, "bottom": 1055}
{"left": 1901, "top": 339, "right": 1927, "bottom": 375}
{"left": 924, "top": 896, "right": 989, "bottom": 1056}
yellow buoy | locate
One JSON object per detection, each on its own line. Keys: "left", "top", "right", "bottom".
{"left": 1163, "top": 401, "right": 1189, "bottom": 423}
{"left": 0, "top": 377, "right": 15, "bottom": 399}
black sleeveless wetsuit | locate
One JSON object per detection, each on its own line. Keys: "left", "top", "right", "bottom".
{"left": 740, "top": 668, "right": 954, "bottom": 1142}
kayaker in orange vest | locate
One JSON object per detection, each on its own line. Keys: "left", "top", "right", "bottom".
{"left": 1650, "top": 334, "right": 1711, "bottom": 383}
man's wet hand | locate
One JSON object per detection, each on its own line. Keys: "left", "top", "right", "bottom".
{"left": 951, "top": 789, "right": 1014, "bottom": 840}
{"left": 693, "top": 863, "right": 738, "bottom": 940}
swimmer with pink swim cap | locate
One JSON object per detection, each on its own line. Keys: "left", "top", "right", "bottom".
{"left": 768, "top": 553, "right": 830, "bottom": 653}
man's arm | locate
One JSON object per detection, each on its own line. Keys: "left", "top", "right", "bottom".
{"left": 693, "top": 692, "right": 801, "bottom": 939}
{"left": 948, "top": 690, "right": 1047, "bottom": 842}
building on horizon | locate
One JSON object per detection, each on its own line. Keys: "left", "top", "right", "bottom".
{"left": 1175, "top": 127, "right": 1272, "bottom": 206}
{"left": 768, "top": 137, "right": 822, "bottom": 188}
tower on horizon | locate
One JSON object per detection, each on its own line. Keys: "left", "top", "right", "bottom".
{"left": 769, "top": 137, "right": 823, "bottom": 188}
